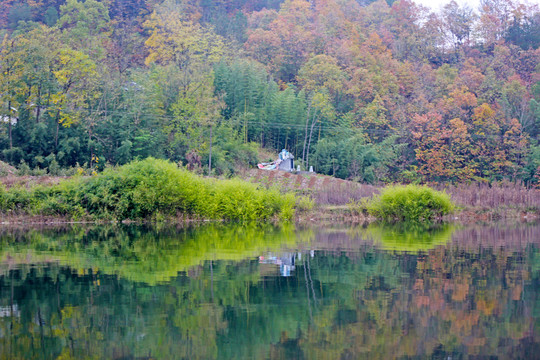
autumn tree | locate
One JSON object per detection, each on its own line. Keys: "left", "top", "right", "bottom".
{"left": 411, "top": 112, "right": 476, "bottom": 182}
{"left": 144, "top": 5, "right": 226, "bottom": 162}
{"left": 58, "top": 0, "right": 111, "bottom": 59}
{"left": 442, "top": 1, "right": 476, "bottom": 50}
{"left": 297, "top": 54, "right": 347, "bottom": 109}
{"left": 477, "top": 0, "right": 516, "bottom": 47}
{"left": 245, "top": 0, "right": 315, "bottom": 82}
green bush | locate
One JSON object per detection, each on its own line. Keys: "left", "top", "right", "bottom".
{"left": 72, "top": 158, "right": 295, "bottom": 220}
{"left": 296, "top": 195, "right": 315, "bottom": 213}
{"left": 367, "top": 184, "right": 454, "bottom": 222}
{"left": 1, "top": 185, "right": 36, "bottom": 212}
{"left": 0, "top": 158, "right": 296, "bottom": 221}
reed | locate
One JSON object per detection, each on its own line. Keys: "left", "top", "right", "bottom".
{"left": 312, "top": 180, "right": 539, "bottom": 215}
{"left": 439, "top": 182, "right": 540, "bottom": 210}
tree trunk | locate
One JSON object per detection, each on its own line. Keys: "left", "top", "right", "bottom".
{"left": 306, "top": 115, "right": 318, "bottom": 170}
{"left": 208, "top": 123, "right": 213, "bottom": 174}
{"left": 55, "top": 109, "right": 61, "bottom": 149}
{"left": 8, "top": 100, "right": 12, "bottom": 149}
{"left": 36, "top": 84, "right": 42, "bottom": 123}
{"left": 302, "top": 102, "right": 313, "bottom": 164}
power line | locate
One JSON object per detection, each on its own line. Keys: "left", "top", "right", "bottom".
{"left": 9, "top": 106, "right": 538, "bottom": 141}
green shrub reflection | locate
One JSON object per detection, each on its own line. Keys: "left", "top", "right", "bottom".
{"left": 364, "top": 222, "right": 454, "bottom": 252}
{"left": 0, "top": 224, "right": 310, "bottom": 284}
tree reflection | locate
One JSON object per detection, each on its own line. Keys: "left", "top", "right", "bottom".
{"left": 0, "top": 223, "right": 538, "bottom": 359}
{"left": 0, "top": 223, "right": 309, "bottom": 284}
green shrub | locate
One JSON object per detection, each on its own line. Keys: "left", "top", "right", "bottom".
{"left": 47, "top": 158, "right": 60, "bottom": 176}
{"left": 73, "top": 158, "right": 201, "bottom": 219}
{"left": 296, "top": 195, "right": 315, "bottom": 212}
{"left": 17, "top": 160, "right": 31, "bottom": 175}
{"left": 1, "top": 158, "right": 296, "bottom": 221}
{"left": 0, "top": 185, "right": 7, "bottom": 211}
{"left": 2, "top": 186, "right": 36, "bottom": 212}
{"left": 367, "top": 184, "right": 454, "bottom": 222}
{"left": 0, "top": 161, "right": 16, "bottom": 176}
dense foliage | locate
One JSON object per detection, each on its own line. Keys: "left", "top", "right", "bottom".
{"left": 1, "top": 0, "right": 539, "bottom": 185}
{"left": 367, "top": 184, "right": 454, "bottom": 221}
{"left": 0, "top": 158, "right": 296, "bottom": 220}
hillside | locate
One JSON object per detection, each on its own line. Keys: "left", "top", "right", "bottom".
{"left": 0, "top": 0, "right": 539, "bottom": 186}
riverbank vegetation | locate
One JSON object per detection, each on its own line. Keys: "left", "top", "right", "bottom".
{"left": 0, "top": 158, "right": 296, "bottom": 221}
{"left": 2, "top": 165, "right": 540, "bottom": 224}
{"left": 0, "top": 0, "right": 539, "bottom": 188}
{"left": 247, "top": 170, "right": 539, "bottom": 221}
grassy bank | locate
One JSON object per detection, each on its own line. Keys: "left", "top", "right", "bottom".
{"left": 243, "top": 170, "right": 539, "bottom": 222}
{"left": 1, "top": 165, "right": 539, "bottom": 224}
{"left": 313, "top": 184, "right": 539, "bottom": 223}
{"left": 0, "top": 158, "right": 296, "bottom": 222}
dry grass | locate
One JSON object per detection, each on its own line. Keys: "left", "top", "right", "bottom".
{"left": 440, "top": 182, "right": 540, "bottom": 210}
{"left": 312, "top": 182, "right": 379, "bottom": 205}
{"left": 248, "top": 168, "right": 540, "bottom": 212}
{"left": 256, "top": 148, "right": 278, "bottom": 163}
{"left": 310, "top": 180, "right": 539, "bottom": 222}
{"left": 0, "top": 175, "right": 70, "bottom": 189}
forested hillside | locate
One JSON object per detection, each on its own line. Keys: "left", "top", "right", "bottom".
{"left": 1, "top": 0, "right": 539, "bottom": 185}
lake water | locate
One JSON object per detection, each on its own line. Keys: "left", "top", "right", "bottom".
{"left": 0, "top": 222, "right": 538, "bottom": 359}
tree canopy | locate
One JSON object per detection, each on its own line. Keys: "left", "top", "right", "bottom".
{"left": 0, "top": 0, "right": 539, "bottom": 185}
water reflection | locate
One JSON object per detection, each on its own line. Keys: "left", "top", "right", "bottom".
{"left": 259, "top": 252, "right": 303, "bottom": 277}
{"left": 0, "top": 223, "right": 538, "bottom": 359}
{"left": 363, "top": 222, "right": 454, "bottom": 252}
{"left": 0, "top": 223, "right": 310, "bottom": 284}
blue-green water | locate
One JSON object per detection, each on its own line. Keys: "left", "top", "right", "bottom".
{"left": 0, "top": 223, "right": 538, "bottom": 359}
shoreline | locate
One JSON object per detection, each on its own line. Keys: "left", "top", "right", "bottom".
{"left": 297, "top": 205, "right": 540, "bottom": 224}
{"left": 0, "top": 206, "right": 538, "bottom": 227}
{"left": 1, "top": 171, "right": 539, "bottom": 226}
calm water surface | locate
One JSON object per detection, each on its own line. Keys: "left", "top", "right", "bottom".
{"left": 0, "top": 223, "right": 538, "bottom": 359}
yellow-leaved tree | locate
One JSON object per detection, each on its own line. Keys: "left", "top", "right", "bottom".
{"left": 144, "top": 8, "right": 225, "bottom": 87}
{"left": 143, "top": 5, "right": 227, "bottom": 163}
{"left": 50, "top": 48, "right": 100, "bottom": 147}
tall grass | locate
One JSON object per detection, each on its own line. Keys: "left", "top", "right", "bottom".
{"left": 440, "top": 182, "right": 540, "bottom": 210}
{"left": 367, "top": 184, "right": 454, "bottom": 222}
{"left": 0, "top": 158, "right": 296, "bottom": 221}
{"left": 313, "top": 182, "right": 379, "bottom": 205}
